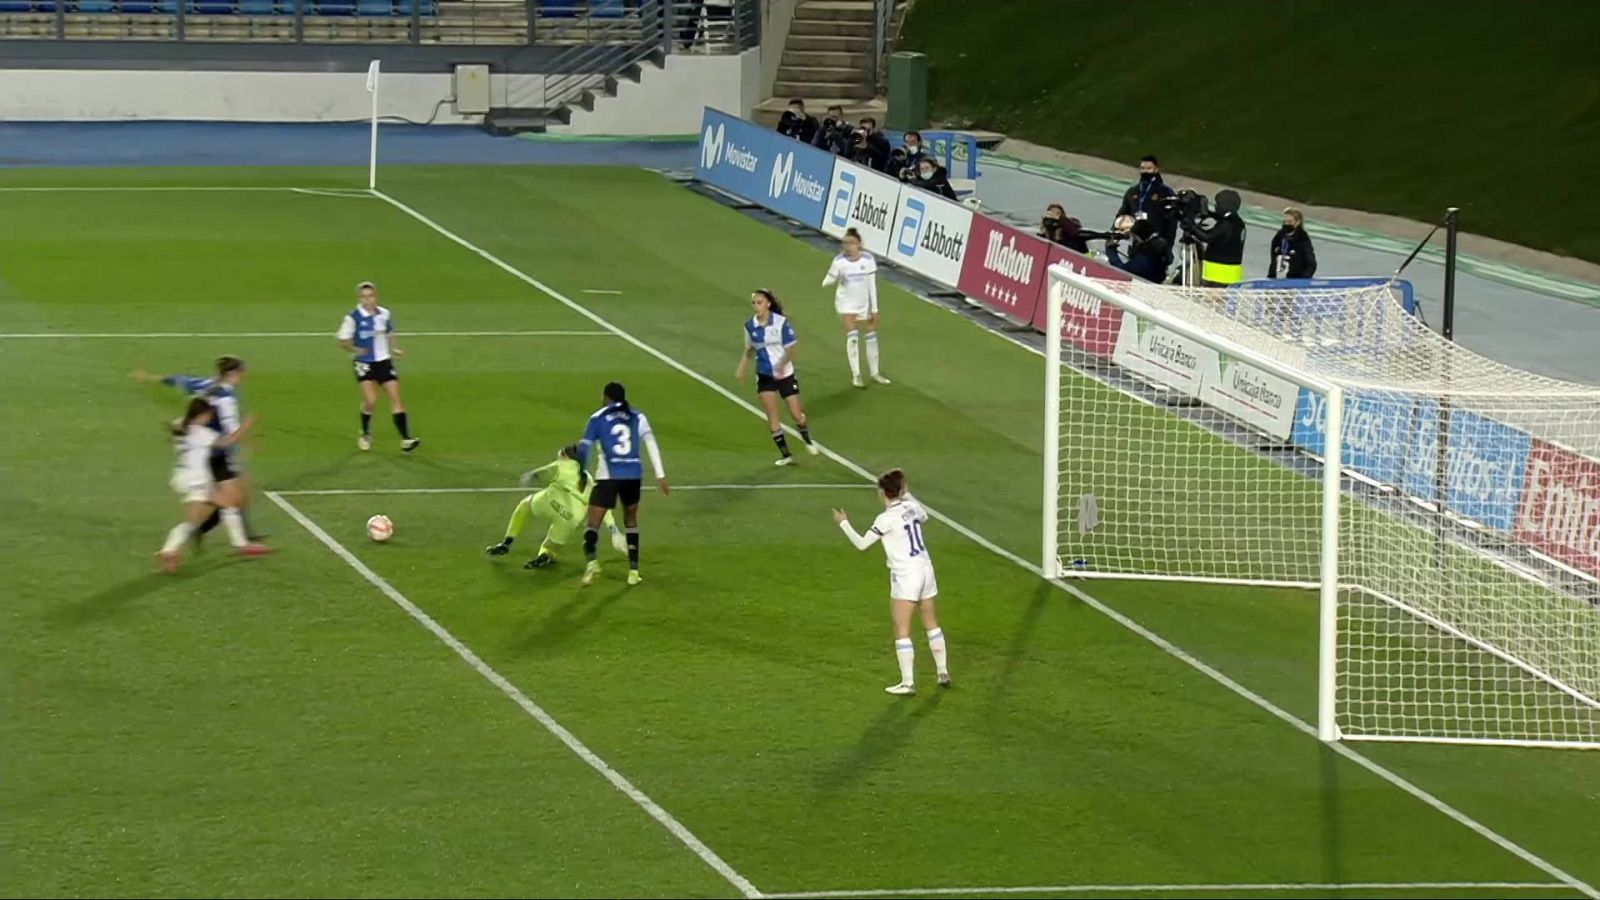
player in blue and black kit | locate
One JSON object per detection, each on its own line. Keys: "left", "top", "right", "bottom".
{"left": 134, "top": 354, "right": 263, "bottom": 544}
{"left": 336, "top": 281, "right": 419, "bottom": 453}
{"left": 735, "top": 289, "right": 818, "bottom": 466}
{"left": 577, "top": 382, "right": 669, "bottom": 587}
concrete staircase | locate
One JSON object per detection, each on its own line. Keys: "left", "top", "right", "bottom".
{"left": 758, "top": 0, "right": 881, "bottom": 121}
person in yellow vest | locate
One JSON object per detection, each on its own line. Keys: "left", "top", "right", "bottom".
{"left": 1186, "top": 189, "right": 1247, "bottom": 287}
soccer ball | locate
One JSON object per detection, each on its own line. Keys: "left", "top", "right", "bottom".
{"left": 366, "top": 514, "right": 394, "bottom": 542}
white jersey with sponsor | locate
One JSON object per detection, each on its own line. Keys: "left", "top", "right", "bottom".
{"left": 170, "top": 424, "right": 220, "bottom": 501}
{"left": 825, "top": 252, "right": 879, "bottom": 315}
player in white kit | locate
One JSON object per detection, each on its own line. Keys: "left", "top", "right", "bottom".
{"left": 156, "top": 397, "right": 271, "bottom": 573}
{"left": 833, "top": 468, "right": 950, "bottom": 695}
{"left": 822, "top": 228, "right": 889, "bottom": 388}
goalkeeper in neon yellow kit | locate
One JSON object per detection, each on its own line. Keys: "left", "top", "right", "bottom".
{"left": 485, "top": 444, "right": 625, "bottom": 569}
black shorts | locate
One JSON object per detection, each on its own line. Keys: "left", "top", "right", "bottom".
{"left": 589, "top": 478, "right": 643, "bottom": 509}
{"left": 756, "top": 373, "right": 800, "bottom": 398}
{"left": 208, "top": 450, "right": 240, "bottom": 483}
{"left": 354, "top": 358, "right": 397, "bottom": 384}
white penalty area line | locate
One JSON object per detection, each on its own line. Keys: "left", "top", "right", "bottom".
{"left": 275, "top": 483, "right": 866, "bottom": 497}
{"left": 764, "top": 882, "right": 1569, "bottom": 899}
{"left": 370, "top": 186, "right": 1600, "bottom": 900}
{"left": 0, "top": 330, "right": 614, "bottom": 339}
{"left": 263, "top": 490, "right": 762, "bottom": 899}
{"left": 582, "top": 289, "right": 624, "bottom": 295}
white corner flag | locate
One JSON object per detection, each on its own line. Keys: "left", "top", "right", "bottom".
{"left": 366, "top": 59, "right": 381, "bottom": 190}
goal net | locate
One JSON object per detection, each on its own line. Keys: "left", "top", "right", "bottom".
{"left": 1044, "top": 266, "right": 1600, "bottom": 748}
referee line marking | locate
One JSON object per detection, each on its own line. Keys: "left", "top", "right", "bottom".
{"left": 264, "top": 491, "right": 763, "bottom": 900}
{"left": 275, "top": 483, "right": 865, "bottom": 497}
{"left": 763, "top": 881, "right": 1569, "bottom": 899}
{"left": 371, "top": 186, "right": 1600, "bottom": 900}
{"left": 0, "top": 330, "right": 615, "bottom": 339}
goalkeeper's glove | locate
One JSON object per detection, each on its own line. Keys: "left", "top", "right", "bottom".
{"left": 518, "top": 469, "right": 541, "bottom": 488}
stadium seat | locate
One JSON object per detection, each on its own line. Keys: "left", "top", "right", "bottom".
{"left": 237, "top": 0, "right": 272, "bottom": 11}
{"left": 394, "top": 0, "right": 432, "bottom": 14}
{"left": 590, "top": 0, "right": 623, "bottom": 16}
{"left": 539, "top": 0, "right": 577, "bottom": 16}
{"left": 314, "top": 0, "right": 354, "bottom": 14}
{"left": 76, "top": 0, "right": 114, "bottom": 11}
{"left": 190, "top": 0, "right": 233, "bottom": 12}
{"left": 356, "top": 0, "right": 390, "bottom": 15}
{"left": 121, "top": 0, "right": 154, "bottom": 10}
{"left": 0, "top": 0, "right": 36, "bottom": 9}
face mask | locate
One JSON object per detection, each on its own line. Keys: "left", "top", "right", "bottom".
{"left": 920, "top": 169, "right": 934, "bottom": 180}
{"left": 1139, "top": 171, "right": 1156, "bottom": 183}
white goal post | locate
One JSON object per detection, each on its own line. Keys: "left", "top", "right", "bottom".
{"left": 1043, "top": 265, "right": 1600, "bottom": 749}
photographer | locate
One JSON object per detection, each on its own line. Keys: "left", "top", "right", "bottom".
{"left": 1116, "top": 155, "right": 1178, "bottom": 244}
{"left": 895, "top": 130, "right": 929, "bottom": 181}
{"left": 854, "top": 116, "right": 893, "bottom": 172}
{"left": 1105, "top": 217, "right": 1173, "bottom": 282}
{"left": 910, "top": 157, "right": 959, "bottom": 200}
{"left": 1038, "top": 203, "right": 1088, "bottom": 253}
{"left": 776, "top": 98, "right": 819, "bottom": 145}
{"left": 813, "top": 105, "right": 853, "bottom": 156}
{"left": 1182, "top": 189, "right": 1246, "bottom": 287}
{"left": 1268, "top": 206, "right": 1318, "bottom": 279}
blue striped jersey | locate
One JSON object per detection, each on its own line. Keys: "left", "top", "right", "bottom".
{"left": 581, "top": 403, "right": 660, "bottom": 481}
{"left": 336, "top": 304, "right": 394, "bottom": 363}
{"left": 744, "top": 312, "right": 797, "bottom": 379}
{"left": 164, "top": 375, "right": 241, "bottom": 438}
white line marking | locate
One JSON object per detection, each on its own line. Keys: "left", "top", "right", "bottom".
{"left": 372, "top": 186, "right": 1600, "bottom": 900}
{"left": 582, "top": 289, "right": 624, "bottom": 295}
{"left": 0, "top": 186, "right": 304, "bottom": 193}
{"left": 264, "top": 491, "right": 763, "bottom": 899}
{"left": 0, "top": 330, "right": 614, "bottom": 339}
{"left": 765, "top": 882, "right": 1567, "bottom": 899}
{"left": 275, "top": 483, "right": 864, "bottom": 497}
{"left": 290, "top": 188, "right": 377, "bottom": 198}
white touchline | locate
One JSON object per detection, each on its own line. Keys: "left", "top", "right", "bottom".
{"left": 0, "top": 330, "right": 615, "bottom": 339}
{"left": 0, "top": 186, "right": 306, "bottom": 193}
{"left": 372, "top": 186, "right": 1600, "bottom": 900}
{"left": 582, "top": 289, "right": 624, "bottom": 295}
{"left": 763, "top": 881, "right": 1567, "bottom": 899}
{"left": 275, "top": 483, "right": 866, "bottom": 496}
{"left": 263, "top": 491, "right": 763, "bottom": 900}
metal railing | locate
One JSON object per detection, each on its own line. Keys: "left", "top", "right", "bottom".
{"left": 0, "top": 0, "right": 759, "bottom": 47}
{"left": 508, "top": 0, "right": 758, "bottom": 111}
{"left": 868, "top": 0, "right": 895, "bottom": 92}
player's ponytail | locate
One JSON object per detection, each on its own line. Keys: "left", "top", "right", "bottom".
{"left": 171, "top": 396, "right": 213, "bottom": 436}
{"left": 754, "top": 288, "right": 784, "bottom": 317}
{"left": 877, "top": 468, "right": 906, "bottom": 499}
{"left": 604, "top": 381, "right": 632, "bottom": 418}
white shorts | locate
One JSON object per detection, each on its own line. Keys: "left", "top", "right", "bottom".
{"left": 889, "top": 563, "right": 938, "bottom": 602}
{"left": 835, "top": 298, "right": 877, "bottom": 319}
{"left": 170, "top": 469, "right": 214, "bottom": 504}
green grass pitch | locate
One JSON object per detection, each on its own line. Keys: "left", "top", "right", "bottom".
{"left": 2, "top": 164, "right": 1598, "bottom": 899}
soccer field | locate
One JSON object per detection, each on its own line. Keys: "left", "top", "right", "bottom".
{"left": 3, "top": 164, "right": 1598, "bottom": 899}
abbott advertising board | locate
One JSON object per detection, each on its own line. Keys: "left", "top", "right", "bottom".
{"left": 823, "top": 158, "right": 900, "bottom": 254}
{"left": 957, "top": 216, "right": 1049, "bottom": 322}
{"left": 888, "top": 188, "right": 972, "bottom": 287}
{"left": 696, "top": 107, "right": 830, "bottom": 229}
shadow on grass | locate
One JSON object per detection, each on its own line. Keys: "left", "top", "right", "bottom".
{"left": 47, "top": 554, "right": 241, "bottom": 628}
{"left": 812, "top": 690, "right": 945, "bottom": 793}
{"left": 988, "top": 582, "right": 1054, "bottom": 714}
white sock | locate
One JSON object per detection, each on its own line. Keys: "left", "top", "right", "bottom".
{"left": 221, "top": 508, "right": 248, "bottom": 547}
{"left": 927, "top": 627, "right": 948, "bottom": 676}
{"left": 865, "top": 331, "right": 881, "bottom": 376}
{"left": 846, "top": 330, "right": 861, "bottom": 379}
{"left": 160, "top": 522, "right": 194, "bottom": 554}
{"left": 894, "top": 637, "right": 915, "bottom": 686}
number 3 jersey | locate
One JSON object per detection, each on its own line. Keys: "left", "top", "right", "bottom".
{"left": 868, "top": 496, "right": 932, "bottom": 570}
{"left": 581, "top": 403, "right": 666, "bottom": 481}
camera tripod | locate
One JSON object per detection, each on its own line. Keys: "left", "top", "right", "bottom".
{"left": 1169, "top": 234, "right": 1203, "bottom": 288}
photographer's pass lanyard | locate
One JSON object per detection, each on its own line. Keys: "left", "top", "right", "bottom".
{"left": 1137, "top": 179, "right": 1157, "bottom": 213}
{"left": 1277, "top": 235, "right": 1292, "bottom": 277}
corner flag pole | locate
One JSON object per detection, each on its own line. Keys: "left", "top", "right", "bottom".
{"left": 366, "top": 59, "right": 381, "bottom": 191}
